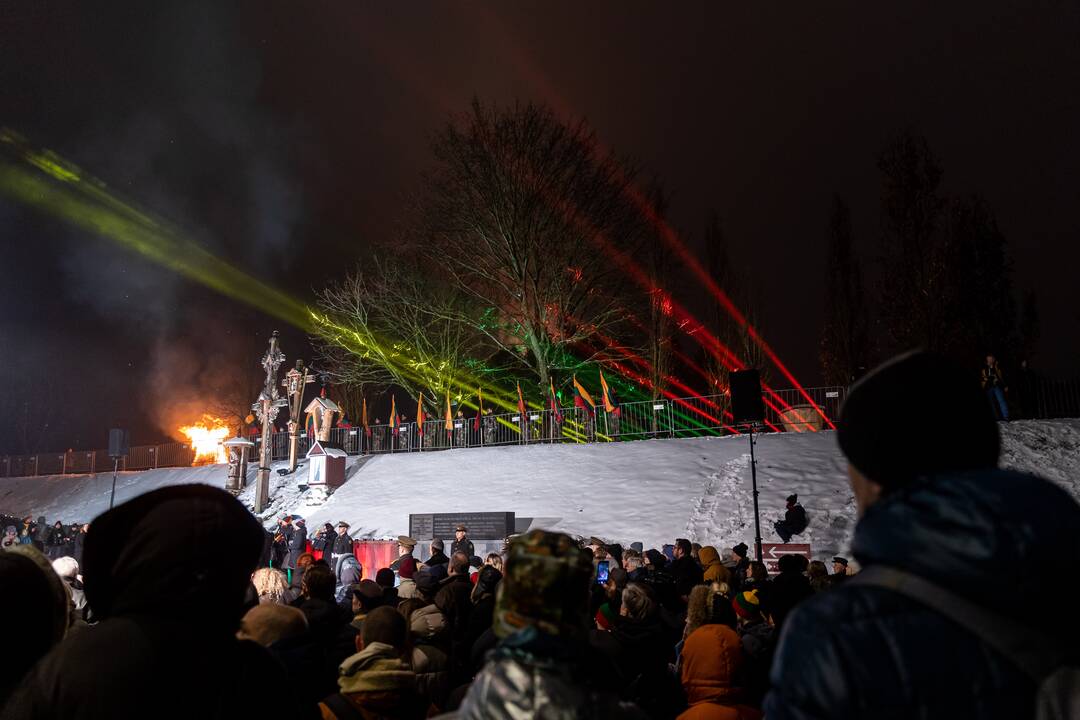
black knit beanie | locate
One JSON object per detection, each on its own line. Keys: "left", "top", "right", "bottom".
{"left": 837, "top": 351, "right": 1000, "bottom": 489}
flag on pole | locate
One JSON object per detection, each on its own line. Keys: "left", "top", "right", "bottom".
{"left": 517, "top": 382, "right": 527, "bottom": 417}
{"left": 549, "top": 379, "right": 563, "bottom": 424}
{"left": 473, "top": 387, "right": 483, "bottom": 432}
{"left": 573, "top": 375, "right": 596, "bottom": 416}
{"left": 390, "top": 395, "right": 398, "bottom": 436}
{"left": 445, "top": 390, "right": 453, "bottom": 434}
{"left": 416, "top": 394, "right": 425, "bottom": 436}
{"left": 600, "top": 369, "right": 622, "bottom": 417}
{"left": 362, "top": 397, "right": 370, "bottom": 437}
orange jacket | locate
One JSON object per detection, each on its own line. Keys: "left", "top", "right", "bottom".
{"left": 677, "top": 624, "right": 762, "bottom": 720}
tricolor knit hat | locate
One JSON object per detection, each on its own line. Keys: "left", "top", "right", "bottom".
{"left": 837, "top": 351, "right": 999, "bottom": 489}
{"left": 595, "top": 602, "right": 617, "bottom": 630}
{"left": 733, "top": 589, "right": 762, "bottom": 619}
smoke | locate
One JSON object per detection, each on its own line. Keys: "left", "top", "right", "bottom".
{"left": 44, "top": 3, "right": 306, "bottom": 433}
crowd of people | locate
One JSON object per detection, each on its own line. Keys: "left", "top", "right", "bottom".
{"left": 1, "top": 350, "right": 1077, "bottom": 719}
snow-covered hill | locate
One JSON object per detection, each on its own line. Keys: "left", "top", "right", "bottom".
{"left": 3, "top": 419, "right": 1078, "bottom": 563}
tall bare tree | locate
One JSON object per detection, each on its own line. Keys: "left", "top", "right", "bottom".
{"left": 703, "top": 212, "right": 768, "bottom": 392}
{"left": 313, "top": 258, "right": 492, "bottom": 402}
{"left": 820, "top": 195, "right": 871, "bottom": 384}
{"left": 644, "top": 183, "right": 674, "bottom": 402}
{"left": 877, "top": 132, "right": 951, "bottom": 352}
{"left": 406, "top": 99, "right": 647, "bottom": 393}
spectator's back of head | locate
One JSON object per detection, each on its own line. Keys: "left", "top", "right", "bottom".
{"left": 237, "top": 603, "right": 308, "bottom": 647}
{"left": 375, "top": 568, "right": 395, "bottom": 589}
{"left": 839, "top": 351, "right": 999, "bottom": 490}
{"left": 493, "top": 530, "right": 593, "bottom": 640}
{"left": 302, "top": 564, "right": 336, "bottom": 602}
{"left": 361, "top": 605, "right": 406, "bottom": 650}
{"left": 352, "top": 579, "right": 384, "bottom": 613}
{"left": 0, "top": 547, "right": 69, "bottom": 702}
{"left": 621, "top": 582, "right": 657, "bottom": 622}
{"left": 82, "top": 485, "right": 263, "bottom": 631}
{"left": 450, "top": 551, "right": 470, "bottom": 576}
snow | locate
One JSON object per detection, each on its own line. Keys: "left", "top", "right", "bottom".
{"left": 3, "top": 419, "right": 1079, "bottom": 564}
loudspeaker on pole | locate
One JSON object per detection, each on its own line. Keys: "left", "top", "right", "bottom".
{"left": 729, "top": 369, "right": 765, "bottom": 423}
{"left": 108, "top": 428, "right": 129, "bottom": 459}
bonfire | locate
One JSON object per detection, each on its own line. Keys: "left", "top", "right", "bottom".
{"left": 179, "top": 415, "right": 230, "bottom": 465}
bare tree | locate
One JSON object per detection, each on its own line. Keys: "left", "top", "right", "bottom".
{"left": 820, "top": 195, "right": 871, "bottom": 385}
{"left": 313, "top": 258, "right": 493, "bottom": 402}
{"left": 644, "top": 183, "right": 673, "bottom": 402}
{"left": 877, "top": 131, "right": 951, "bottom": 352}
{"left": 703, "top": 212, "right": 768, "bottom": 392}
{"left": 406, "top": 99, "right": 647, "bottom": 393}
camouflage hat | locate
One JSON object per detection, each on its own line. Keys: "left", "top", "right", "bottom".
{"left": 493, "top": 529, "right": 594, "bottom": 640}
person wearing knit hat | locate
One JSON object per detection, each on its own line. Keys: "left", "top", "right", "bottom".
{"left": 765, "top": 351, "right": 1080, "bottom": 720}
{"left": 594, "top": 602, "right": 617, "bottom": 631}
{"left": 457, "top": 530, "right": 634, "bottom": 718}
{"left": 732, "top": 589, "right": 762, "bottom": 621}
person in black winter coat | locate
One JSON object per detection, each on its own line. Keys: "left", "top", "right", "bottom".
{"left": 606, "top": 582, "right": 683, "bottom": 717}
{"left": 764, "top": 554, "right": 813, "bottom": 630}
{"left": 773, "top": 494, "right": 808, "bottom": 543}
{"left": 33, "top": 516, "right": 47, "bottom": 552}
{"left": 286, "top": 518, "right": 307, "bottom": 570}
{"left": 45, "top": 522, "right": 68, "bottom": 561}
{"left": 766, "top": 351, "right": 1080, "bottom": 720}
{"left": 434, "top": 552, "right": 475, "bottom": 684}
{"left": 668, "top": 538, "right": 704, "bottom": 603}
{"left": 329, "top": 522, "right": 354, "bottom": 566}
{"left": 2, "top": 485, "right": 301, "bottom": 719}
{"left": 425, "top": 539, "right": 450, "bottom": 567}
{"left": 450, "top": 525, "right": 474, "bottom": 559}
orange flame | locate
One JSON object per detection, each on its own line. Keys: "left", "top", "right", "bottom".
{"left": 179, "top": 415, "right": 230, "bottom": 465}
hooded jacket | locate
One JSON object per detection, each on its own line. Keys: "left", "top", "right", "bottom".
{"left": 698, "top": 546, "right": 731, "bottom": 585}
{"left": 318, "top": 642, "right": 425, "bottom": 720}
{"left": 3, "top": 485, "right": 298, "bottom": 719}
{"left": 335, "top": 554, "right": 363, "bottom": 604}
{"left": 678, "top": 624, "right": 760, "bottom": 720}
{"left": 765, "top": 469, "right": 1080, "bottom": 720}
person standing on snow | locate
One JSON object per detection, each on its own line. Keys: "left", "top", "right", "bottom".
{"left": 329, "top": 522, "right": 354, "bottom": 568}
{"left": 981, "top": 354, "right": 1010, "bottom": 421}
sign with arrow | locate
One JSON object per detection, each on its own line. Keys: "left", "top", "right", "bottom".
{"left": 760, "top": 542, "right": 811, "bottom": 574}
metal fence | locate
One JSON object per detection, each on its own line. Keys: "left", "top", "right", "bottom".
{"left": 3, "top": 378, "right": 1078, "bottom": 478}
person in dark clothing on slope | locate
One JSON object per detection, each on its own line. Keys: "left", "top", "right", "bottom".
{"left": 2, "top": 485, "right": 301, "bottom": 719}
{"left": 766, "top": 351, "right": 1080, "bottom": 720}
{"left": 773, "top": 494, "right": 808, "bottom": 543}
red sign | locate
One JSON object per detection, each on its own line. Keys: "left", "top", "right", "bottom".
{"left": 760, "top": 543, "right": 811, "bottom": 574}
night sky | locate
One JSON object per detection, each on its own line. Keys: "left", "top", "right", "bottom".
{"left": 2, "top": 1, "right": 1078, "bottom": 454}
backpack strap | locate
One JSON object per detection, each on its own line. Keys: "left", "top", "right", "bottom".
{"left": 321, "top": 693, "right": 365, "bottom": 720}
{"left": 851, "top": 565, "right": 1066, "bottom": 681}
